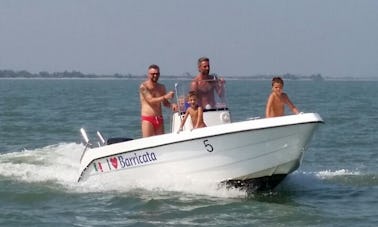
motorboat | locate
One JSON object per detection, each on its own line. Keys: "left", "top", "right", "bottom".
{"left": 78, "top": 80, "right": 323, "bottom": 191}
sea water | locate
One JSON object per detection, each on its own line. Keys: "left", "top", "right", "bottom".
{"left": 0, "top": 79, "right": 377, "bottom": 226}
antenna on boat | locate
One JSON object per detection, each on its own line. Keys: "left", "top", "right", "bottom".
{"left": 174, "top": 83, "right": 179, "bottom": 106}
{"left": 173, "top": 82, "right": 183, "bottom": 132}
{"left": 174, "top": 82, "right": 183, "bottom": 115}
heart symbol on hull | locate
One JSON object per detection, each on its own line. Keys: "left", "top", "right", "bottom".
{"left": 110, "top": 157, "right": 118, "bottom": 169}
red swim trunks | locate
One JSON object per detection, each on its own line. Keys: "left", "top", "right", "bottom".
{"left": 141, "top": 115, "right": 164, "bottom": 130}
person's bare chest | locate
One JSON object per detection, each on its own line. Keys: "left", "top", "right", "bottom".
{"left": 145, "top": 84, "right": 164, "bottom": 97}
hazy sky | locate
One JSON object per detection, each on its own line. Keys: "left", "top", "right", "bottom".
{"left": 1, "top": 0, "right": 377, "bottom": 77}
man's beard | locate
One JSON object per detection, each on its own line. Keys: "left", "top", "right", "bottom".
{"left": 151, "top": 76, "right": 158, "bottom": 83}
{"left": 202, "top": 70, "right": 210, "bottom": 76}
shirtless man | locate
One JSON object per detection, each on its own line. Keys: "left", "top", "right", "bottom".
{"left": 190, "top": 57, "right": 225, "bottom": 109}
{"left": 140, "top": 64, "right": 177, "bottom": 137}
{"left": 265, "top": 76, "right": 299, "bottom": 118}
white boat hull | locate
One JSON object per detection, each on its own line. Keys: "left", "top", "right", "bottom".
{"left": 78, "top": 113, "right": 322, "bottom": 191}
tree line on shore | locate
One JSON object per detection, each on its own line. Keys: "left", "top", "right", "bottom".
{"left": 0, "top": 69, "right": 324, "bottom": 81}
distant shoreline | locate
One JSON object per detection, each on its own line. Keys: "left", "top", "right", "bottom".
{"left": 1, "top": 77, "right": 377, "bottom": 81}
{"left": 1, "top": 69, "right": 377, "bottom": 81}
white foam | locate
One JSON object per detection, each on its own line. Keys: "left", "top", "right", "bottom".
{"left": 2, "top": 143, "right": 366, "bottom": 198}
{"left": 0, "top": 143, "right": 246, "bottom": 198}
{"left": 0, "top": 143, "right": 82, "bottom": 183}
{"left": 315, "top": 169, "right": 361, "bottom": 179}
{"left": 277, "top": 169, "right": 365, "bottom": 191}
{"left": 75, "top": 164, "right": 246, "bottom": 198}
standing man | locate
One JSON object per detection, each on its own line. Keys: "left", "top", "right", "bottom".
{"left": 139, "top": 64, "right": 177, "bottom": 137}
{"left": 190, "top": 57, "right": 225, "bottom": 109}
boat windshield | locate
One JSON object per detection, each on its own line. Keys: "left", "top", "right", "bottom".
{"left": 174, "top": 78, "right": 228, "bottom": 113}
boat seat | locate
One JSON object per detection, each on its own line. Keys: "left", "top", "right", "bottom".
{"left": 106, "top": 137, "right": 133, "bottom": 145}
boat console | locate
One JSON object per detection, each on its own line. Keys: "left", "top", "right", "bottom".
{"left": 171, "top": 79, "right": 231, "bottom": 132}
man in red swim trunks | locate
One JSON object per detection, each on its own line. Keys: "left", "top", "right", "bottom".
{"left": 139, "top": 64, "right": 178, "bottom": 137}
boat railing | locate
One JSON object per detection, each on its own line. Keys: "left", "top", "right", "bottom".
{"left": 79, "top": 128, "right": 92, "bottom": 162}
{"left": 79, "top": 128, "right": 134, "bottom": 161}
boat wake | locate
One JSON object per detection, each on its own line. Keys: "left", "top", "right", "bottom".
{"left": 0, "top": 143, "right": 82, "bottom": 185}
{"left": 0, "top": 143, "right": 245, "bottom": 198}
{"left": 277, "top": 169, "right": 378, "bottom": 192}
{"left": 1, "top": 143, "right": 376, "bottom": 197}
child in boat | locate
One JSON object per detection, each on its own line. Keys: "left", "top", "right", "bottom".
{"left": 265, "top": 76, "right": 299, "bottom": 118}
{"left": 179, "top": 91, "right": 207, "bottom": 131}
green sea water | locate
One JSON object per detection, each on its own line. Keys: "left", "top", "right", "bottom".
{"left": 0, "top": 79, "right": 377, "bottom": 226}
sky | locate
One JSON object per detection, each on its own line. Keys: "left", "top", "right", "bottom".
{"left": 1, "top": 0, "right": 377, "bottom": 78}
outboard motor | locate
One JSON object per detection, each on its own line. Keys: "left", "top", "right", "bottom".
{"left": 96, "top": 130, "right": 133, "bottom": 145}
